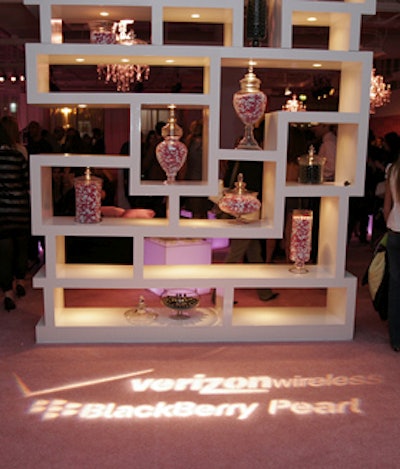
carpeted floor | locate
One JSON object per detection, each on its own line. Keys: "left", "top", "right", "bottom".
{"left": 0, "top": 237, "right": 399, "bottom": 469}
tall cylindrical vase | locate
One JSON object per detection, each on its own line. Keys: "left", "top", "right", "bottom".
{"left": 74, "top": 168, "right": 103, "bottom": 224}
{"left": 289, "top": 209, "right": 313, "bottom": 273}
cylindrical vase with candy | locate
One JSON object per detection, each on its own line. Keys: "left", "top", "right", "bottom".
{"left": 156, "top": 105, "right": 188, "bottom": 184}
{"left": 74, "top": 167, "right": 103, "bottom": 224}
{"left": 233, "top": 63, "right": 267, "bottom": 150}
{"left": 289, "top": 209, "right": 313, "bottom": 273}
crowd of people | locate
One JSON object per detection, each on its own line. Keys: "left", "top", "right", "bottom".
{"left": 0, "top": 118, "right": 111, "bottom": 311}
{"left": 2, "top": 115, "right": 400, "bottom": 352}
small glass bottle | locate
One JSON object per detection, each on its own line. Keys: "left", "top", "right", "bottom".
{"left": 233, "top": 64, "right": 267, "bottom": 150}
{"left": 156, "top": 105, "right": 188, "bottom": 183}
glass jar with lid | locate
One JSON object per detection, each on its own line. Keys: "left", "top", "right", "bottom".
{"left": 298, "top": 145, "right": 326, "bottom": 184}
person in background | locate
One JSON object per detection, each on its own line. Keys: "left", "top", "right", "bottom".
{"left": 52, "top": 126, "right": 65, "bottom": 152}
{"left": 180, "top": 119, "right": 211, "bottom": 218}
{"left": 383, "top": 153, "right": 400, "bottom": 352}
{"left": 0, "top": 116, "right": 28, "bottom": 160}
{"left": 312, "top": 123, "right": 337, "bottom": 182}
{"left": 0, "top": 122, "right": 31, "bottom": 311}
{"left": 25, "top": 120, "right": 53, "bottom": 155}
{"left": 141, "top": 121, "right": 167, "bottom": 217}
{"left": 222, "top": 159, "right": 278, "bottom": 303}
{"left": 91, "top": 128, "right": 105, "bottom": 154}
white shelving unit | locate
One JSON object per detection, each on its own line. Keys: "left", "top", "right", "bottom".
{"left": 25, "top": 0, "right": 375, "bottom": 343}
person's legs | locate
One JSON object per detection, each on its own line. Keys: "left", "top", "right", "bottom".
{"left": 225, "top": 239, "right": 251, "bottom": 263}
{"left": 0, "top": 237, "right": 16, "bottom": 310}
{"left": 13, "top": 235, "right": 29, "bottom": 297}
{"left": 246, "top": 240, "right": 277, "bottom": 301}
{"left": 386, "top": 230, "right": 400, "bottom": 349}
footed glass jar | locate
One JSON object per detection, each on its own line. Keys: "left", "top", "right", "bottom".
{"left": 218, "top": 173, "right": 261, "bottom": 223}
{"left": 233, "top": 64, "right": 267, "bottom": 150}
{"left": 156, "top": 105, "right": 188, "bottom": 183}
{"left": 161, "top": 289, "right": 200, "bottom": 320}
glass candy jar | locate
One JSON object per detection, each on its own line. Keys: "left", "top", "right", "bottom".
{"left": 89, "top": 21, "right": 116, "bottom": 44}
{"left": 298, "top": 145, "right": 326, "bottom": 184}
{"left": 74, "top": 167, "right": 103, "bottom": 224}
{"left": 233, "top": 64, "right": 267, "bottom": 150}
{"left": 156, "top": 105, "right": 188, "bottom": 183}
{"left": 289, "top": 209, "right": 313, "bottom": 273}
{"left": 124, "top": 295, "right": 158, "bottom": 324}
{"left": 218, "top": 173, "right": 261, "bottom": 223}
{"left": 161, "top": 289, "right": 200, "bottom": 320}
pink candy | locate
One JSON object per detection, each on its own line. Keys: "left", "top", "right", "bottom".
{"left": 156, "top": 139, "right": 187, "bottom": 181}
{"left": 219, "top": 193, "right": 261, "bottom": 218}
{"left": 290, "top": 213, "right": 313, "bottom": 262}
{"left": 75, "top": 180, "right": 102, "bottom": 223}
{"left": 91, "top": 31, "right": 115, "bottom": 44}
{"left": 233, "top": 92, "right": 267, "bottom": 125}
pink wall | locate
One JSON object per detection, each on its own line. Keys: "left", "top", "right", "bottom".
{"left": 369, "top": 115, "right": 400, "bottom": 140}
{"left": 104, "top": 108, "right": 130, "bottom": 154}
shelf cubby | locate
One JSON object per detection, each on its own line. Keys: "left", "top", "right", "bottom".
{"left": 26, "top": 0, "right": 375, "bottom": 343}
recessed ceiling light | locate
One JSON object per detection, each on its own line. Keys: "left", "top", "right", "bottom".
{"left": 249, "top": 60, "right": 257, "bottom": 66}
{"left": 100, "top": 11, "right": 109, "bottom": 17}
{"left": 191, "top": 13, "right": 200, "bottom": 19}
{"left": 121, "top": 58, "right": 130, "bottom": 63}
{"left": 312, "top": 63, "right": 322, "bottom": 68}
{"left": 166, "top": 59, "right": 175, "bottom": 63}
{"left": 77, "top": 104, "right": 87, "bottom": 108}
{"left": 307, "top": 16, "right": 317, "bottom": 22}
{"left": 75, "top": 58, "right": 85, "bottom": 62}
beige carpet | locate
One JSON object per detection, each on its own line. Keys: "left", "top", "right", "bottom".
{"left": 0, "top": 238, "right": 399, "bottom": 469}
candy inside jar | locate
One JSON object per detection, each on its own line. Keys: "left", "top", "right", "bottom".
{"left": 156, "top": 105, "right": 188, "bottom": 184}
{"left": 289, "top": 209, "right": 313, "bottom": 273}
{"left": 233, "top": 64, "right": 267, "bottom": 150}
{"left": 74, "top": 167, "right": 103, "bottom": 224}
{"left": 298, "top": 145, "right": 326, "bottom": 184}
{"left": 218, "top": 173, "right": 261, "bottom": 223}
{"left": 89, "top": 21, "right": 116, "bottom": 44}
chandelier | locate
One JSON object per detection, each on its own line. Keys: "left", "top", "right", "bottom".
{"left": 370, "top": 69, "right": 391, "bottom": 114}
{"left": 282, "top": 94, "right": 306, "bottom": 112}
{"left": 94, "top": 20, "right": 150, "bottom": 92}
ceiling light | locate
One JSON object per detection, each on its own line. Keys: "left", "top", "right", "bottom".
{"left": 75, "top": 58, "right": 85, "bottom": 63}
{"left": 166, "top": 59, "right": 175, "bottom": 63}
{"left": 307, "top": 16, "right": 317, "bottom": 22}
{"left": 312, "top": 63, "right": 322, "bottom": 68}
{"left": 191, "top": 14, "right": 200, "bottom": 19}
{"left": 282, "top": 94, "right": 306, "bottom": 112}
{"left": 100, "top": 12, "right": 109, "bottom": 17}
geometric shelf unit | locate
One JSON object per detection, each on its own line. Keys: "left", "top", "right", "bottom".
{"left": 25, "top": 0, "right": 375, "bottom": 343}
